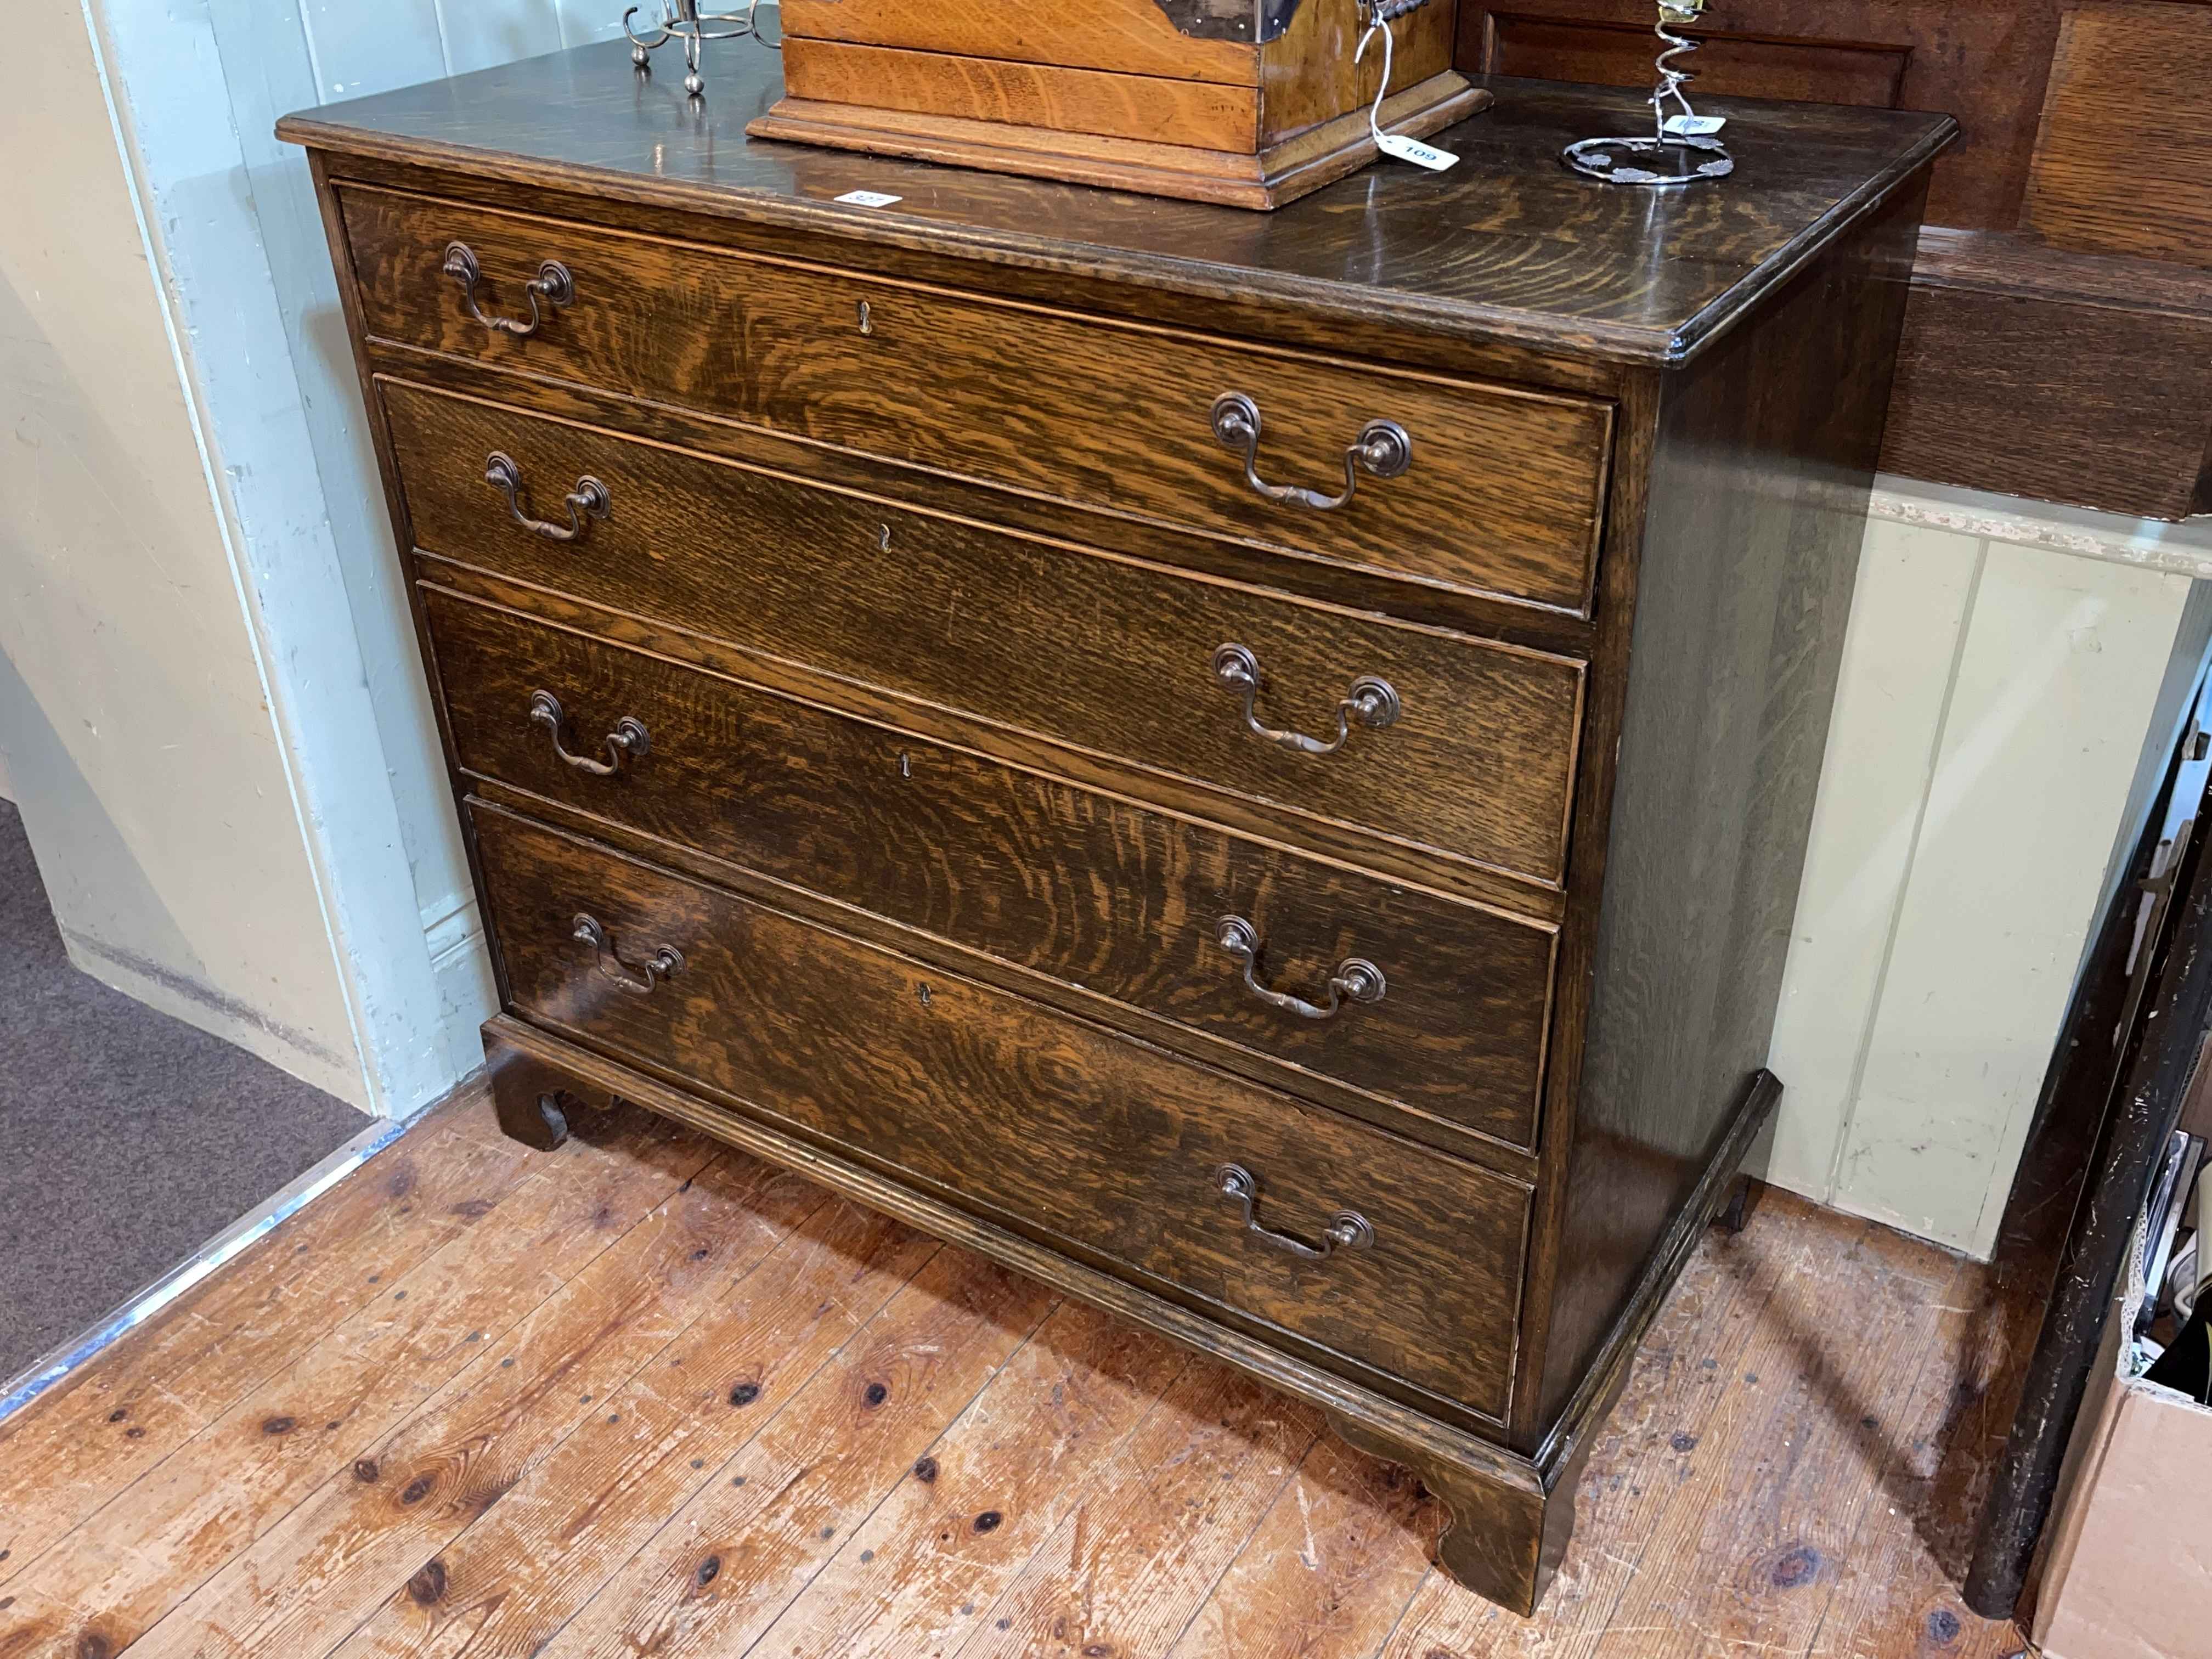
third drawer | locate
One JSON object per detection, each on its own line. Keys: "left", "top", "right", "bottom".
{"left": 426, "top": 586, "right": 1559, "bottom": 1154}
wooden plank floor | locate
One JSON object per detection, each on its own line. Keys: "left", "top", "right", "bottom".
{"left": 0, "top": 1086, "right": 2038, "bottom": 1659}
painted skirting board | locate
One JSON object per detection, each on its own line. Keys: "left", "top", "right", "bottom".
{"left": 1759, "top": 478, "right": 2212, "bottom": 1257}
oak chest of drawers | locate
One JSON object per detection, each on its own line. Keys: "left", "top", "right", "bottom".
{"left": 281, "top": 45, "right": 1952, "bottom": 1615}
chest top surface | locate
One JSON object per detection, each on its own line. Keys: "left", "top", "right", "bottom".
{"left": 280, "top": 41, "right": 1952, "bottom": 364}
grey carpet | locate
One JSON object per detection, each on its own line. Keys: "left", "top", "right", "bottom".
{"left": 0, "top": 797, "right": 368, "bottom": 1383}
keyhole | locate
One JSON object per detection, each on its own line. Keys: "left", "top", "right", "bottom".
{"left": 878, "top": 524, "right": 892, "bottom": 552}
{"left": 857, "top": 300, "right": 872, "bottom": 335}
{"left": 898, "top": 752, "right": 912, "bottom": 779}
{"left": 916, "top": 982, "right": 933, "bottom": 1008}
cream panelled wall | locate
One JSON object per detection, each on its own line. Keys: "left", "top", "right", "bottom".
{"left": 1760, "top": 482, "right": 2212, "bottom": 1258}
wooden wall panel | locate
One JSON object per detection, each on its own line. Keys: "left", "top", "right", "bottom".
{"left": 1484, "top": 15, "right": 1909, "bottom": 108}
{"left": 2021, "top": 2, "right": 2212, "bottom": 267}
{"left": 1880, "top": 229, "right": 2212, "bottom": 520}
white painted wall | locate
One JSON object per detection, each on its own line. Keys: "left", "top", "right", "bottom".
{"left": 1759, "top": 480, "right": 2212, "bottom": 1257}
{"left": 0, "top": 2, "right": 648, "bottom": 1116}
{"left": 0, "top": 0, "right": 369, "bottom": 1099}
{"left": 149, "top": 0, "right": 640, "bottom": 1090}
{"left": 0, "top": 0, "right": 533, "bottom": 1115}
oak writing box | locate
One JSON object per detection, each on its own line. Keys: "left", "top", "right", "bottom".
{"left": 751, "top": 0, "right": 1489, "bottom": 207}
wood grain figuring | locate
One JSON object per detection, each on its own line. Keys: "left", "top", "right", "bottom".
{"left": 780, "top": 42, "right": 1265, "bottom": 152}
{"left": 2021, "top": 2, "right": 2212, "bottom": 268}
{"left": 1461, "top": 1, "right": 2212, "bottom": 519}
{"left": 1495, "top": 354, "right": 1661, "bottom": 1454}
{"left": 357, "top": 335, "right": 1597, "bottom": 648}
{"left": 423, "top": 588, "right": 1559, "bottom": 1153}
{"left": 1880, "top": 227, "right": 2212, "bottom": 519}
{"left": 477, "top": 1011, "right": 1565, "bottom": 1610}
{"left": 432, "top": 563, "right": 1568, "bottom": 926}
{"left": 469, "top": 803, "right": 1533, "bottom": 1420}
{"left": 381, "top": 381, "right": 1588, "bottom": 889}
{"left": 309, "top": 162, "right": 1617, "bottom": 404}
{"left": 342, "top": 186, "right": 1613, "bottom": 611}
{"left": 0, "top": 1102, "right": 2034, "bottom": 1657}
{"left": 775, "top": 0, "right": 1267, "bottom": 83}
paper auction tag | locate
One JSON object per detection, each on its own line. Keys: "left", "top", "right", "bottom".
{"left": 1376, "top": 132, "right": 1459, "bottom": 171}
{"left": 1662, "top": 115, "right": 1727, "bottom": 137}
{"left": 834, "top": 190, "right": 904, "bottom": 208}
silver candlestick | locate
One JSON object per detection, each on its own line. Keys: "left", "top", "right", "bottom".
{"left": 1562, "top": 1, "right": 1734, "bottom": 187}
{"left": 625, "top": 0, "right": 777, "bottom": 98}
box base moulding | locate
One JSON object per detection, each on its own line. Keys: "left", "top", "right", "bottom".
{"left": 746, "top": 73, "right": 1492, "bottom": 211}
{"left": 482, "top": 1012, "right": 1779, "bottom": 1614}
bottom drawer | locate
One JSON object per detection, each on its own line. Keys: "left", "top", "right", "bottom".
{"left": 472, "top": 803, "right": 1529, "bottom": 1420}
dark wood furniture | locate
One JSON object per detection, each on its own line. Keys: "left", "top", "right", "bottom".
{"left": 1458, "top": 0, "right": 2212, "bottom": 520}
{"left": 279, "top": 48, "right": 1950, "bottom": 1615}
{"left": 1966, "top": 668, "right": 2212, "bottom": 1616}
{"left": 756, "top": 0, "right": 1490, "bottom": 208}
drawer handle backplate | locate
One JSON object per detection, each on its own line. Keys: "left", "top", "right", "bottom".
{"left": 1212, "top": 644, "right": 1400, "bottom": 757}
{"left": 572, "top": 913, "right": 685, "bottom": 996}
{"left": 1215, "top": 1163, "right": 1374, "bottom": 1260}
{"left": 486, "top": 452, "right": 610, "bottom": 542}
{"left": 1210, "top": 391, "right": 1412, "bottom": 512}
{"left": 529, "top": 691, "right": 650, "bottom": 777}
{"left": 1214, "top": 915, "right": 1385, "bottom": 1022}
{"left": 443, "top": 240, "right": 573, "bottom": 337}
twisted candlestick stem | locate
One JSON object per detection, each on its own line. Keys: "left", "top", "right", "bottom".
{"left": 1651, "top": 14, "right": 1703, "bottom": 140}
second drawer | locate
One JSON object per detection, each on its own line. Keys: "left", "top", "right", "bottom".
{"left": 427, "top": 588, "right": 1558, "bottom": 1153}
{"left": 385, "top": 379, "right": 1587, "bottom": 887}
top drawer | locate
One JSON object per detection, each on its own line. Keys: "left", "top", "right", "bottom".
{"left": 337, "top": 185, "right": 1613, "bottom": 614}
